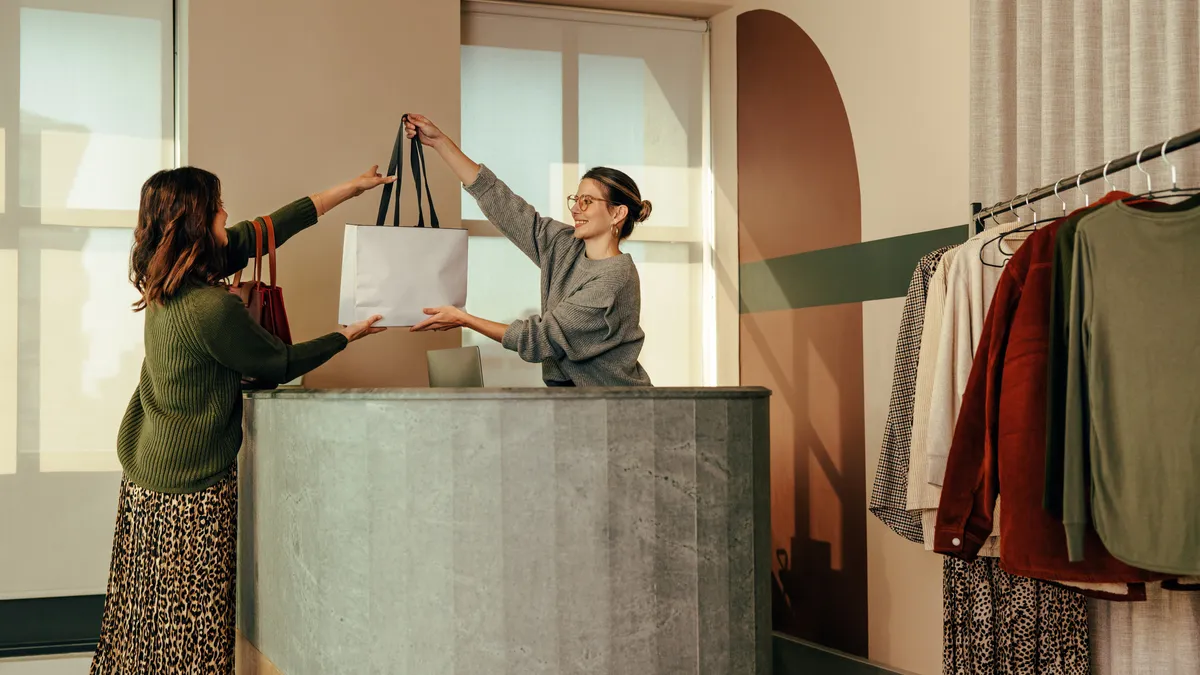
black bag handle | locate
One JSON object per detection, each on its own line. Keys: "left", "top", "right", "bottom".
{"left": 375, "top": 114, "right": 440, "bottom": 228}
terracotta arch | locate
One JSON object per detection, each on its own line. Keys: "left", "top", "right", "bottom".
{"left": 737, "top": 8, "right": 867, "bottom": 657}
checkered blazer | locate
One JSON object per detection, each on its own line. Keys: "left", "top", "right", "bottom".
{"left": 870, "top": 245, "right": 956, "bottom": 543}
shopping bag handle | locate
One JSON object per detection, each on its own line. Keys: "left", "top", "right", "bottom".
{"left": 375, "top": 114, "right": 440, "bottom": 228}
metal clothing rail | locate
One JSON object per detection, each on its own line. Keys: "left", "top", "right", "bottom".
{"left": 972, "top": 126, "right": 1200, "bottom": 228}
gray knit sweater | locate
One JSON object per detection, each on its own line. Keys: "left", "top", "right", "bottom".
{"left": 465, "top": 165, "right": 652, "bottom": 386}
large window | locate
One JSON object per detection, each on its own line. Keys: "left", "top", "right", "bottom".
{"left": 0, "top": 0, "right": 174, "bottom": 599}
{"left": 460, "top": 1, "right": 713, "bottom": 386}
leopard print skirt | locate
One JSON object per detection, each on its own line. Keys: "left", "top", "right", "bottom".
{"left": 90, "top": 468, "right": 238, "bottom": 675}
{"left": 944, "top": 556, "right": 1090, "bottom": 674}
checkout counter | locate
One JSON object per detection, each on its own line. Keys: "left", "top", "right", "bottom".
{"left": 236, "top": 386, "right": 771, "bottom": 674}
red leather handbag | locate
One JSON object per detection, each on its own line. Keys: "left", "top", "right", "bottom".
{"left": 230, "top": 216, "right": 292, "bottom": 389}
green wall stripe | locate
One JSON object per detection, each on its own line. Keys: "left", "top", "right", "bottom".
{"left": 739, "top": 225, "right": 969, "bottom": 313}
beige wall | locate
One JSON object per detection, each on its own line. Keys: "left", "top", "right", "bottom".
{"left": 184, "top": 0, "right": 462, "bottom": 387}
{"left": 712, "top": 1, "right": 969, "bottom": 673}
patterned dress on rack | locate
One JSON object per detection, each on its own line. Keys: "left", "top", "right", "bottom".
{"left": 943, "top": 543, "right": 1091, "bottom": 674}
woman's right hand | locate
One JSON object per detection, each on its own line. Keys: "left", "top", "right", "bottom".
{"left": 404, "top": 114, "right": 480, "bottom": 186}
{"left": 340, "top": 315, "right": 387, "bottom": 343}
{"left": 405, "top": 114, "right": 448, "bottom": 148}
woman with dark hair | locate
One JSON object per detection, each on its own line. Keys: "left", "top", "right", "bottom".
{"left": 89, "top": 166, "right": 390, "bottom": 674}
{"left": 405, "top": 114, "right": 652, "bottom": 387}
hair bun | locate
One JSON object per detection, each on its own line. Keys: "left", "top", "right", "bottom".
{"left": 637, "top": 199, "right": 653, "bottom": 223}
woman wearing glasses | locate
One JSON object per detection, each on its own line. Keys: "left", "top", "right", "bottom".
{"left": 405, "top": 114, "right": 652, "bottom": 387}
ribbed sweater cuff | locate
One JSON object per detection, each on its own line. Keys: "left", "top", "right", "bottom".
{"left": 271, "top": 197, "right": 320, "bottom": 246}
{"left": 464, "top": 164, "right": 497, "bottom": 198}
{"left": 287, "top": 332, "right": 348, "bottom": 380}
{"left": 501, "top": 321, "right": 523, "bottom": 353}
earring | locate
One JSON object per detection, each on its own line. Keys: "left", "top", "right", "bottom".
{"left": 611, "top": 223, "right": 621, "bottom": 240}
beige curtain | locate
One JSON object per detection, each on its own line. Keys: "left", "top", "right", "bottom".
{"left": 970, "top": 2, "right": 1200, "bottom": 674}
{"left": 971, "top": 0, "right": 1200, "bottom": 211}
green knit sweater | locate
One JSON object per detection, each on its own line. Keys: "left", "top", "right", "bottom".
{"left": 117, "top": 197, "right": 348, "bottom": 494}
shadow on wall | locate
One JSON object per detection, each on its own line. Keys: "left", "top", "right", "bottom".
{"left": 736, "top": 9, "right": 867, "bottom": 657}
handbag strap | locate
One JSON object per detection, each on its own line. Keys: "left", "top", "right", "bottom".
{"left": 262, "top": 216, "right": 277, "bottom": 287}
{"left": 231, "top": 218, "right": 264, "bottom": 285}
{"left": 374, "top": 114, "right": 440, "bottom": 228}
{"left": 251, "top": 218, "right": 264, "bottom": 282}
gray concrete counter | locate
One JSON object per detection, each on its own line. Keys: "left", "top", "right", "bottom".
{"left": 237, "top": 387, "right": 771, "bottom": 674}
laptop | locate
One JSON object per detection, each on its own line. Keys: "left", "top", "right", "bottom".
{"left": 426, "top": 346, "right": 485, "bottom": 388}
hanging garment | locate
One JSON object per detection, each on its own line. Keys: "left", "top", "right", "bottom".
{"left": 923, "top": 221, "right": 1028, "bottom": 485}
{"left": 1090, "top": 586, "right": 1200, "bottom": 675}
{"left": 1059, "top": 201, "right": 1200, "bottom": 574}
{"left": 943, "top": 556, "right": 1090, "bottom": 675}
{"left": 908, "top": 224, "right": 1024, "bottom": 553}
{"left": 932, "top": 194, "right": 1169, "bottom": 584}
{"left": 870, "top": 245, "right": 955, "bottom": 543}
{"left": 1045, "top": 194, "right": 1200, "bottom": 518}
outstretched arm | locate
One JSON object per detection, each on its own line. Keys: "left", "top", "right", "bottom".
{"left": 222, "top": 166, "right": 394, "bottom": 278}
{"left": 406, "top": 114, "right": 571, "bottom": 266}
{"left": 410, "top": 305, "right": 508, "bottom": 343}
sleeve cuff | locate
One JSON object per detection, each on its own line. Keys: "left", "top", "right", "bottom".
{"left": 464, "top": 164, "right": 497, "bottom": 198}
{"left": 925, "top": 455, "right": 949, "bottom": 487}
{"left": 933, "top": 526, "right": 986, "bottom": 560}
{"left": 277, "top": 196, "right": 319, "bottom": 229}
{"left": 1065, "top": 523, "right": 1087, "bottom": 562}
{"left": 501, "top": 320, "right": 523, "bottom": 352}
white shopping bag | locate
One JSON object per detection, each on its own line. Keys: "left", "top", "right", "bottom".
{"left": 338, "top": 224, "right": 467, "bottom": 327}
{"left": 338, "top": 116, "right": 468, "bottom": 327}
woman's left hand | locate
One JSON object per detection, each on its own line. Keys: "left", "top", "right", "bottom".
{"left": 348, "top": 165, "right": 395, "bottom": 197}
{"left": 312, "top": 166, "right": 396, "bottom": 216}
{"left": 411, "top": 306, "right": 470, "bottom": 332}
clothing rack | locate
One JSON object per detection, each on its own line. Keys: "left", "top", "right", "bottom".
{"left": 971, "top": 126, "right": 1200, "bottom": 233}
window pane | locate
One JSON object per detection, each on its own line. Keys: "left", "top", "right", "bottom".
{"left": 1, "top": 1, "right": 174, "bottom": 600}
{"left": 0, "top": 128, "right": 6, "bottom": 214}
{"left": 38, "top": 230, "right": 141, "bottom": 472}
{"left": 1, "top": 250, "right": 15, "bottom": 476}
{"left": 578, "top": 53, "right": 696, "bottom": 232}
{"left": 461, "top": 8, "right": 710, "bottom": 388}
{"left": 625, "top": 241, "right": 702, "bottom": 386}
{"left": 461, "top": 45, "right": 563, "bottom": 221}
{"left": 20, "top": 7, "right": 170, "bottom": 227}
{"left": 463, "top": 237, "right": 544, "bottom": 387}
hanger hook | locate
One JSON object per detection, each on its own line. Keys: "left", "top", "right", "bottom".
{"left": 1160, "top": 137, "right": 1179, "bottom": 191}
{"left": 1053, "top": 178, "right": 1067, "bottom": 214}
{"left": 1136, "top": 146, "right": 1152, "bottom": 193}
{"left": 988, "top": 200, "right": 1004, "bottom": 228}
{"left": 1102, "top": 159, "right": 1115, "bottom": 192}
{"left": 1009, "top": 195, "right": 1022, "bottom": 223}
{"left": 1025, "top": 192, "right": 1037, "bottom": 221}
{"left": 1076, "top": 172, "right": 1090, "bottom": 206}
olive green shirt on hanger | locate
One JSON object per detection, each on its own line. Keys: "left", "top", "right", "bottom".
{"left": 1060, "top": 199, "right": 1200, "bottom": 574}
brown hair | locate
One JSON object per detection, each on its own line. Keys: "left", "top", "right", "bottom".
{"left": 582, "top": 166, "right": 652, "bottom": 239}
{"left": 130, "top": 167, "right": 227, "bottom": 311}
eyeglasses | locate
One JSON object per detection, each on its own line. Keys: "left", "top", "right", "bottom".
{"left": 567, "top": 194, "right": 612, "bottom": 212}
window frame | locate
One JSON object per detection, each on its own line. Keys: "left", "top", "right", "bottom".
{"left": 459, "top": 2, "right": 716, "bottom": 386}
{"left": 0, "top": 0, "right": 176, "bottom": 654}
